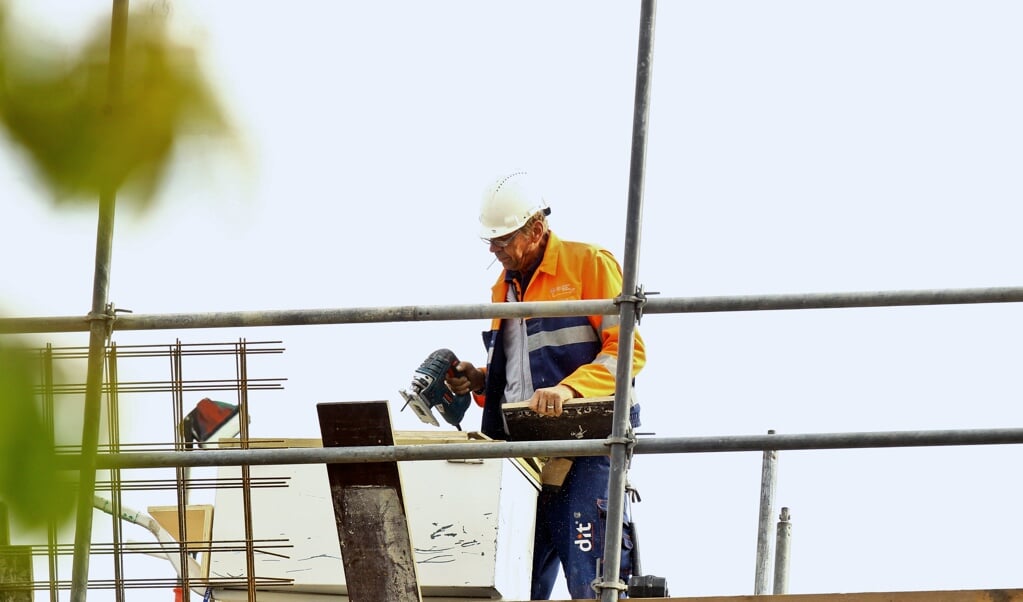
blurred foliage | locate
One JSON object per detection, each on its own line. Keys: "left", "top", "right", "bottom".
{"left": 0, "top": 340, "right": 74, "bottom": 529}
{"left": 0, "top": 1, "right": 245, "bottom": 530}
{"left": 0, "top": 1, "right": 239, "bottom": 207}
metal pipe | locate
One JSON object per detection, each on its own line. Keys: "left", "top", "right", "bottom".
{"left": 70, "top": 4, "right": 129, "bottom": 600}
{"left": 599, "top": 0, "right": 656, "bottom": 599}
{"left": 5, "top": 286, "right": 1023, "bottom": 334}
{"left": 773, "top": 507, "right": 791, "bottom": 594}
{"left": 754, "top": 431, "right": 777, "bottom": 595}
{"left": 53, "top": 426, "right": 1023, "bottom": 471}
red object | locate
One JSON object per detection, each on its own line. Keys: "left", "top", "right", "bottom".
{"left": 173, "top": 586, "right": 183, "bottom": 602}
{"left": 182, "top": 398, "right": 239, "bottom": 445}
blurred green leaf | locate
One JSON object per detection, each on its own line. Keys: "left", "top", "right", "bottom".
{"left": 0, "top": 340, "right": 74, "bottom": 529}
{"left": 0, "top": 3, "right": 239, "bottom": 207}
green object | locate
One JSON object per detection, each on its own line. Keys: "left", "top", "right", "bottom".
{"left": 0, "top": 342, "right": 73, "bottom": 529}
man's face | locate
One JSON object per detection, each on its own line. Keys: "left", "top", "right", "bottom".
{"left": 488, "top": 222, "right": 540, "bottom": 272}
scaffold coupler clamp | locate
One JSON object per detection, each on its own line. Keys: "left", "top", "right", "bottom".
{"left": 87, "top": 303, "right": 116, "bottom": 340}
{"left": 604, "top": 427, "right": 638, "bottom": 462}
{"left": 590, "top": 572, "right": 628, "bottom": 598}
{"left": 87, "top": 303, "right": 132, "bottom": 340}
{"left": 614, "top": 284, "right": 657, "bottom": 324}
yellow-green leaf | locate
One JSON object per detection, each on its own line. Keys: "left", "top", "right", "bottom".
{"left": 0, "top": 4, "right": 239, "bottom": 207}
{"left": 0, "top": 340, "right": 74, "bottom": 529}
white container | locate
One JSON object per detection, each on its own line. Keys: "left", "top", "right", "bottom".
{"left": 209, "top": 434, "right": 538, "bottom": 600}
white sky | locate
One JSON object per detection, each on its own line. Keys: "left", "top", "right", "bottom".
{"left": 3, "top": 1, "right": 1023, "bottom": 600}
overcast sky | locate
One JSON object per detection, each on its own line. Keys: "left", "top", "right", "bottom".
{"left": 3, "top": 1, "right": 1023, "bottom": 600}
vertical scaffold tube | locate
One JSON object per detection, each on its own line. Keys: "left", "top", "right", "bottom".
{"left": 754, "top": 430, "right": 778, "bottom": 595}
{"left": 599, "top": 0, "right": 656, "bottom": 600}
{"left": 773, "top": 507, "right": 792, "bottom": 594}
{"left": 70, "top": 1, "right": 128, "bottom": 600}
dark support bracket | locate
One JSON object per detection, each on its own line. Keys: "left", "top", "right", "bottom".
{"left": 317, "top": 401, "right": 422, "bottom": 602}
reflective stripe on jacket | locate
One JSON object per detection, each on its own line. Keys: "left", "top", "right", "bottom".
{"left": 478, "top": 232, "right": 646, "bottom": 440}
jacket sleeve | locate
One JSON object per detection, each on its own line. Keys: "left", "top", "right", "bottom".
{"left": 560, "top": 249, "right": 645, "bottom": 397}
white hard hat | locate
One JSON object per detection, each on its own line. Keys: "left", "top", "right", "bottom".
{"left": 478, "top": 171, "right": 550, "bottom": 239}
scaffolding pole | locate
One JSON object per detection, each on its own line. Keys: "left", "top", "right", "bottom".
{"left": 773, "top": 507, "right": 792, "bottom": 595}
{"left": 70, "top": 3, "right": 129, "bottom": 600}
{"left": 754, "top": 431, "right": 778, "bottom": 595}
{"left": 597, "top": 0, "right": 656, "bottom": 599}
{"left": 51, "top": 426, "right": 1023, "bottom": 471}
{"left": 4, "top": 286, "right": 1023, "bottom": 335}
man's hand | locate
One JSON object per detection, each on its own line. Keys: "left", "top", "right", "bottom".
{"left": 527, "top": 384, "right": 576, "bottom": 417}
{"left": 445, "top": 361, "right": 485, "bottom": 395}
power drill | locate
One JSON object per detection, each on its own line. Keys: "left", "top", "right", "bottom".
{"left": 398, "top": 348, "right": 472, "bottom": 430}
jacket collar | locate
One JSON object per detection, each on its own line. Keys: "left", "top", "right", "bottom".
{"left": 495, "top": 231, "right": 562, "bottom": 295}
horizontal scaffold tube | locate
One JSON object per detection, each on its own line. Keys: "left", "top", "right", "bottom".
{"left": 4, "top": 286, "right": 1023, "bottom": 334}
{"left": 54, "top": 427, "right": 1023, "bottom": 470}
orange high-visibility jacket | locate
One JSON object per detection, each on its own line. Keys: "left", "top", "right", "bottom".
{"left": 477, "top": 232, "right": 645, "bottom": 438}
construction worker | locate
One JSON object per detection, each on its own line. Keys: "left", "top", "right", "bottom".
{"left": 446, "top": 171, "right": 646, "bottom": 600}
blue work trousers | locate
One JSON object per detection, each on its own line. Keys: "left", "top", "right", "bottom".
{"left": 530, "top": 455, "right": 634, "bottom": 600}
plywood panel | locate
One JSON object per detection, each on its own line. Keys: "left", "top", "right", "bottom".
{"left": 148, "top": 504, "right": 214, "bottom": 578}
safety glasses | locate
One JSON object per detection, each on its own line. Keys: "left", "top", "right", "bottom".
{"left": 483, "top": 228, "right": 524, "bottom": 249}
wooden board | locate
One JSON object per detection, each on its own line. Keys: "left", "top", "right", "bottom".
{"left": 659, "top": 589, "right": 1023, "bottom": 602}
{"left": 502, "top": 396, "right": 618, "bottom": 441}
{"left": 210, "top": 587, "right": 1023, "bottom": 602}
{"left": 317, "top": 401, "right": 422, "bottom": 602}
{"left": 218, "top": 432, "right": 541, "bottom": 496}
{"left": 217, "top": 430, "right": 489, "bottom": 448}
{"left": 147, "top": 504, "right": 215, "bottom": 578}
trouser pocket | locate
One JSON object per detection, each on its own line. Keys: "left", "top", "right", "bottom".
{"left": 596, "top": 498, "right": 635, "bottom": 583}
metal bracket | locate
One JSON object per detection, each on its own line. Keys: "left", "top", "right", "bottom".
{"left": 614, "top": 285, "right": 658, "bottom": 324}
{"left": 591, "top": 575, "right": 629, "bottom": 597}
{"left": 603, "top": 434, "right": 635, "bottom": 447}
{"left": 86, "top": 303, "right": 116, "bottom": 340}
{"left": 595, "top": 580, "right": 629, "bottom": 593}
{"left": 86, "top": 303, "right": 132, "bottom": 340}
{"left": 604, "top": 428, "right": 638, "bottom": 464}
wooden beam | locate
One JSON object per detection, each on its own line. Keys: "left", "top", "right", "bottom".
{"left": 594, "top": 589, "right": 1023, "bottom": 602}
{"left": 317, "top": 401, "right": 422, "bottom": 602}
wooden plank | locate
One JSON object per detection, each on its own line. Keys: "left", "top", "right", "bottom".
{"left": 209, "top": 589, "right": 1023, "bottom": 602}
{"left": 147, "top": 504, "right": 215, "bottom": 578}
{"left": 317, "top": 401, "right": 422, "bottom": 602}
{"left": 503, "top": 396, "right": 617, "bottom": 441}
{"left": 611, "top": 589, "right": 1023, "bottom": 602}
{"left": 219, "top": 432, "right": 541, "bottom": 494}
{"left": 218, "top": 430, "right": 489, "bottom": 449}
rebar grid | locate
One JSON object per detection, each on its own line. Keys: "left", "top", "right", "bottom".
{"left": 19, "top": 340, "right": 287, "bottom": 599}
